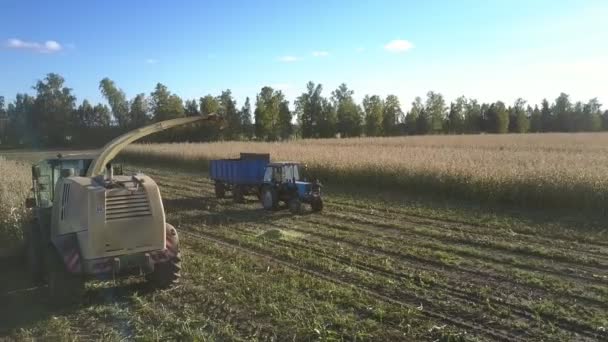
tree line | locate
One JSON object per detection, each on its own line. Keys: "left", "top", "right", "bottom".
{"left": 0, "top": 73, "right": 607, "bottom": 147}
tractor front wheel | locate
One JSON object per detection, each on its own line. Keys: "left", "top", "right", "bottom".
{"left": 46, "top": 246, "right": 84, "bottom": 305}
{"left": 146, "top": 224, "right": 181, "bottom": 289}
{"left": 261, "top": 187, "right": 278, "bottom": 211}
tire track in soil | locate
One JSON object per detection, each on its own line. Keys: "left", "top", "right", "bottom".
{"left": 323, "top": 202, "right": 608, "bottom": 265}
{"left": 177, "top": 228, "right": 521, "bottom": 342}
{"left": 301, "top": 213, "right": 608, "bottom": 287}
{"left": 220, "top": 225, "right": 601, "bottom": 341}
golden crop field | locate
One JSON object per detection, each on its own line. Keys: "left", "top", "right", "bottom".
{"left": 0, "top": 157, "right": 31, "bottom": 247}
{"left": 123, "top": 132, "right": 608, "bottom": 211}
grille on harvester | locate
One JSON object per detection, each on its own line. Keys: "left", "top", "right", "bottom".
{"left": 105, "top": 189, "right": 151, "bottom": 221}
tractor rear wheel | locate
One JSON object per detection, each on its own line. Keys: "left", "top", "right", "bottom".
{"left": 147, "top": 253, "right": 182, "bottom": 289}
{"left": 232, "top": 185, "right": 245, "bottom": 203}
{"left": 261, "top": 187, "right": 278, "bottom": 211}
{"left": 288, "top": 198, "right": 301, "bottom": 214}
{"left": 46, "top": 246, "right": 84, "bottom": 305}
{"left": 25, "top": 221, "right": 44, "bottom": 285}
{"left": 311, "top": 197, "right": 324, "bottom": 212}
{"left": 214, "top": 182, "right": 226, "bottom": 198}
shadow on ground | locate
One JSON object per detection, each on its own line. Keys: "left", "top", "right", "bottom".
{"left": 0, "top": 256, "right": 153, "bottom": 336}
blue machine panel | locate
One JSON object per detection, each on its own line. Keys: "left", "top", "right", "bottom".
{"left": 209, "top": 154, "right": 269, "bottom": 185}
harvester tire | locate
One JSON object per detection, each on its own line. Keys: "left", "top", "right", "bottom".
{"left": 261, "top": 187, "right": 278, "bottom": 211}
{"left": 311, "top": 197, "right": 323, "bottom": 212}
{"left": 25, "top": 221, "right": 44, "bottom": 285}
{"left": 147, "top": 253, "right": 182, "bottom": 289}
{"left": 232, "top": 185, "right": 245, "bottom": 203}
{"left": 288, "top": 198, "right": 301, "bottom": 214}
{"left": 215, "top": 182, "right": 225, "bottom": 198}
{"left": 46, "top": 246, "right": 84, "bottom": 305}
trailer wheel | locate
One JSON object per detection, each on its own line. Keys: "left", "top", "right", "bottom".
{"left": 261, "top": 187, "right": 278, "bottom": 210}
{"left": 25, "top": 220, "right": 44, "bottom": 285}
{"left": 311, "top": 197, "right": 323, "bottom": 212}
{"left": 232, "top": 185, "right": 245, "bottom": 203}
{"left": 214, "top": 182, "right": 225, "bottom": 198}
{"left": 288, "top": 198, "right": 302, "bottom": 214}
{"left": 46, "top": 246, "right": 84, "bottom": 305}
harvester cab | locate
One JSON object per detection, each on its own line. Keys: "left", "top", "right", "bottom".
{"left": 25, "top": 114, "right": 220, "bottom": 303}
{"left": 260, "top": 162, "right": 323, "bottom": 213}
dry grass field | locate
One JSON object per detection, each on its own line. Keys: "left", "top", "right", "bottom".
{"left": 122, "top": 133, "right": 608, "bottom": 212}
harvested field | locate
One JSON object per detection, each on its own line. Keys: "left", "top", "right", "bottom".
{"left": 2, "top": 163, "right": 606, "bottom": 341}
{"left": 122, "top": 133, "right": 608, "bottom": 212}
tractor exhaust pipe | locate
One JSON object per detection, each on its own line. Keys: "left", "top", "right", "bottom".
{"left": 106, "top": 164, "right": 113, "bottom": 182}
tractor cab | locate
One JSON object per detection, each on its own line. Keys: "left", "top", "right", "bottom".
{"left": 261, "top": 162, "right": 323, "bottom": 213}
{"left": 30, "top": 154, "right": 95, "bottom": 208}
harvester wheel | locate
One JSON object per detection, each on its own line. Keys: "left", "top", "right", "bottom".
{"left": 46, "top": 246, "right": 84, "bottom": 305}
{"left": 288, "top": 198, "right": 301, "bottom": 214}
{"left": 311, "top": 197, "right": 323, "bottom": 212}
{"left": 25, "top": 221, "right": 44, "bottom": 285}
{"left": 147, "top": 253, "right": 182, "bottom": 289}
{"left": 214, "top": 182, "right": 225, "bottom": 198}
{"left": 261, "top": 187, "right": 278, "bottom": 211}
{"left": 232, "top": 185, "right": 245, "bottom": 203}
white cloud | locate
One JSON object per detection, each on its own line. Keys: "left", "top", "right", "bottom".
{"left": 384, "top": 39, "right": 414, "bottom": 53}
{"left": 277, "top": 55, "right": 300, "bottom": 62}
{"left": 145, "top": 58, "right": 159, "bottom": 64}
{"left": 312, "top": 51, "right": 329, "bottom": 57}
{"left": 6, "top": 38, "right": 63, "bottom": 53}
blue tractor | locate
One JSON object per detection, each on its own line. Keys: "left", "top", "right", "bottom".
{"left": 260, "top": 162, "right": 323, "bottom": 213}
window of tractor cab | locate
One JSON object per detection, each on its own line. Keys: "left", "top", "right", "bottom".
{"left": 283, "top": 165, "right": 300, "bottom": 183}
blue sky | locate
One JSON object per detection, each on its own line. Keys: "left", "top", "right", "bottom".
{"left": 1, "top": 0, "right": 607, "bottom": 110}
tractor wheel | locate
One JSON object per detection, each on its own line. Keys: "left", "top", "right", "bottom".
{"left": 46, "top": 246, "right": 84, "bottom": 305}
{"left": 288, "top": 198, "right": 302, "bottom": 214}
{"left": 25, "top": 221, "right": 44, "bottom": 285}
{"left": 232, "top": 185, "right": 245, "bottom": 203}
{"left": 311, "top": 197, "right": 324, "bottom": 212}
{"left": 261, "top": 187, "right": 278, "bottom": 211}
{"left": 147, "top": 253, "right": 182, "bottom": 289}
{"left": 214, "top": 182, "right": 225, "bottom": 198}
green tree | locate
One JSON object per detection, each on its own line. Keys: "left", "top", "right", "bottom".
{"left": 553, "top": 93, "right": 572, "bottom": 132}
{"left": 218, "top": 90, "right": 240, "bottom": 139}
{"left": 75, "top": 100, "right": 111, "bottom": 128}
{"left": 486, "top": 101, "right": 509, "bottom": 133}
{"left": 6, "top": 94, "right": 34, "bottom": 145}
{"left": 383, "top": 95, "right": 402, "bottom": 136}
{"left": 129, "top": 94, "right": 149, "bottom": 127}
{"left": 512, "top": 98, "right": 530, "bottom": 133}
{"left": 406, "top": 97, "right": 424, "bottom": 135}
{"left": 530, "top": 105, "right": 542, "bottom": 132}
{"left": 149, "top": 83, "right": 184, "bottom": 121}
{"left": 416, "top": 108, "right": 431, "bottom": 134}
{"left": 540, "top": 99, "right": 552, "bottom": 132}
{"left": 240, "top": 97, "right": 253, "bottom": 139}
{"left": 362, "top": 95, "right": 384, "bottom": 136}
{"left": 99, "top": 78, "right": 129, "bottom": 127}
{"left": 32, "top": 73, "right": 77, "bottom": 146}
{"left": 582, "top": 98, "right": 602, "bottom": 131}
{"left": 278, "top": 100, "right": 293, "bottom": 139}
{"left": 199, "top": 95, "right": 220, "bottom": 115}
{"left": 463, "top": 99, "right": 482, "bottom": 133}
{"left": 255, "top": 86, "right": 285, "bottom": 140}
{"left": 446, "top": 96, "right": 466, "bottom": 133}
{"left": 425, "top": 91, "right": 446, "bottom": 133}
{"left": 184, "top": 99, "right": 199, "bottom": 116}
{"left": 295, "top": 81, "right": 324, "bottom": 138}
{"left": 603, "top": 110, "right": 608, "bottom": 130}
{"left": 332, "top": 83, "right": 362, "bottom": 137}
